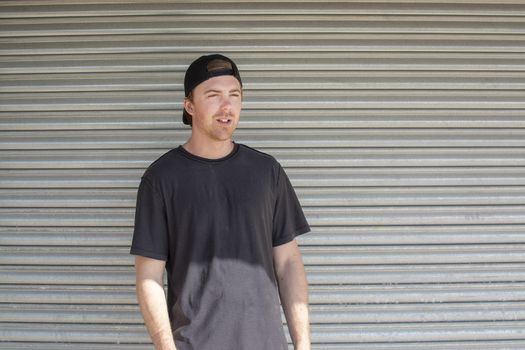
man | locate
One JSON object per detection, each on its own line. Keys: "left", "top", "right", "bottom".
{"left": 131, "top": 54, "right": 311, "bottom": 350}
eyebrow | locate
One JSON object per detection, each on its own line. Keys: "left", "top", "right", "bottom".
{"left": 204, "top": 89, "right": 221, "bottom": 94}
{"left": 204, "top": 88, "right": 242, "bottom": 94}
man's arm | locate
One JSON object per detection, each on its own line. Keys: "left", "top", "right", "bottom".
{"left": 273, "top": 239, "right": 311, "bottom": 350}
{"left": 135, "top": 255, "right": 177, "bottom": 350}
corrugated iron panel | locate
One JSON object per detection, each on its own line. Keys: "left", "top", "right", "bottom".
{"left": 1, "top": 1, "right": 524, "bottom": 349}
{"left": 3, "top": 282, "right": 525, "bottom": 304}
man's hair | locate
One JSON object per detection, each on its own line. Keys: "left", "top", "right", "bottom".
{"left": 184, "top": 92, "right": 194, "bottom": 126}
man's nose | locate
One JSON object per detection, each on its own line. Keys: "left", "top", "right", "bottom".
{"left": 220, "top": 95, "right": 232, "bottom": 110}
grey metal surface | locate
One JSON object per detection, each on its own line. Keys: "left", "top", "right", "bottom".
{"left": 1, "top": 1, "right": 524, "bottom": 349}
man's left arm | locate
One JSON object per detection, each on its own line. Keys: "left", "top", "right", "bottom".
{"left": 273, "top": 239, "right": 311, "bottom": 350}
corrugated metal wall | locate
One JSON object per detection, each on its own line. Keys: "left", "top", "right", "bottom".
{"left": 1, "top": 1, "right": 525, "bottom": 349}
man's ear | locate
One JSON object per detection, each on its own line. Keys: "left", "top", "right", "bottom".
{"left": 183, "top": 97, "right": 194, "bottom": 114}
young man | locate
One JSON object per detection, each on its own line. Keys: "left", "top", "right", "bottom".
{"left": 131, "top": 54, "right": 311, "bottom": 350}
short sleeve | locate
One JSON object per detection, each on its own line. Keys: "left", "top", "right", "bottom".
{"left": 130, "top": 176, "right": 169, "bottom": 261}
{"left": 272, "top": 164, "right": 310, "bottom": 246}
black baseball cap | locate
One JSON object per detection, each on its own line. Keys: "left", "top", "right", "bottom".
{"left": 182, "top": 54, "right": 243, "bottom": 125}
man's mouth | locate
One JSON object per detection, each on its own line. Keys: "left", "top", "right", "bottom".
{"left": 216, "top": 117, "right": 232, "bottom": 124}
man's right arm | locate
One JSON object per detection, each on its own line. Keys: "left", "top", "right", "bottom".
{"left": 135, "top": 255, "right": 177, "bottom": 350}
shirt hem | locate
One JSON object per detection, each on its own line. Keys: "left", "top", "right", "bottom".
{"left": 272, "top": 224, "right": 311, "bottom": 247}
{"left": 130, "top": 247, "right": 168, "bottom": 261}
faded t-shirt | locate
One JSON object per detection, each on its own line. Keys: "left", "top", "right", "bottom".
{"left": 131, "top": 143, "right": 310, "bottom": 350}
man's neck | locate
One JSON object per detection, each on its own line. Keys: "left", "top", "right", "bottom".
{"left": 182, "top": 138, "right": 234, "bottom": 160}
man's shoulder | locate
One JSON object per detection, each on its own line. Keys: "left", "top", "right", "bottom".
{"left": 142, "top": 147, "right": 182, "bottom": 181}
{"left": 237, "top": 143, "right": 279, "bottom": 167}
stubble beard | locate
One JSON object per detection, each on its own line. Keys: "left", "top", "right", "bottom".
{"left": 212, "top": 112, "right": 237, "bottom": 139}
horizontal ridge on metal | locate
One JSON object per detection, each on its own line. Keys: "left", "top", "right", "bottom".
{"left": 1, "top": 1, "right": 524, "bottom": 349}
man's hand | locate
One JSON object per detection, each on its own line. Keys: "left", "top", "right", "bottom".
{"left": 273, "top": 239, "right": 311, "bottom": 350}
{"left": 294, "top": 341, "right": 312, "bottom": 350}
{"left": 135, "top": 255, "right": 177, "bottom": 350}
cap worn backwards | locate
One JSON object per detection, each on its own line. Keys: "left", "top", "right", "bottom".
{"left": 182, "top": 54, "right": 243, "bottom": 125}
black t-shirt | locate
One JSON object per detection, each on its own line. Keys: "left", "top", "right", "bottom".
{"left": 130, "top": 143, "right": 310, "bottom": 350}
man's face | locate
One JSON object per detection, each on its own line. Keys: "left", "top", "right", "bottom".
{"left": 184, "top": 75, "right": 242, "bottom": 142}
